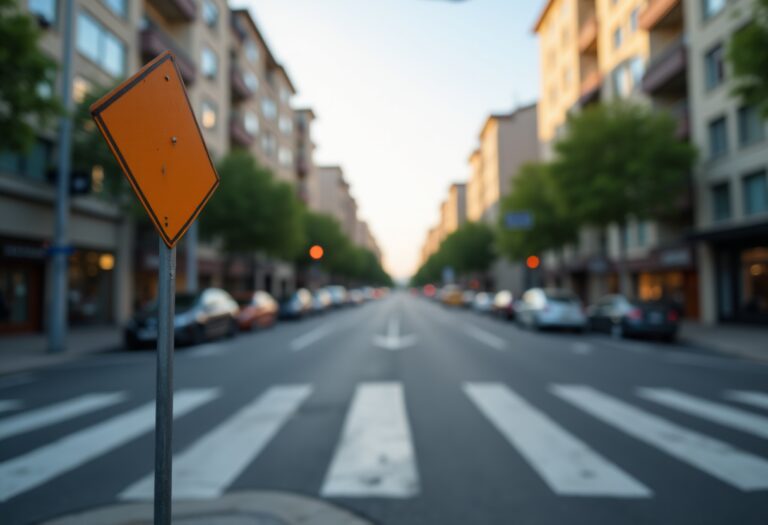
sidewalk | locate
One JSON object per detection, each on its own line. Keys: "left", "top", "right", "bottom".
{"left": 679, "top": 321, "right": 768, "bottom": 363}
{"left": 43, "top": 491, "right": 373, "bottom": 525}
{"left": 0, "top": 325, "right": 123, "bottom": 376}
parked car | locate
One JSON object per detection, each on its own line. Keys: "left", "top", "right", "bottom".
{"left": 125, "top": 288, "right": 239, "bottom": 349}
{"left": 327, "top": 285, "right": 349, "bottom": 307}
{"left": 472, "top": 292, "right": 493, "bottom": 313}
{"left": 587, "top": 294, "right": 680, "bottom": 341}
{"left": 349, "top": 288, "right": 365, "bottom": 305}
{"left": 235, "top": 291, "right": 278, "bottom": 331}
{"left": 279, "top": 289, "right": 314, "bottom": 319}
{"left": 462, "top": 290, "right": 476, "bottom": 307}
{"left": 441, "top": 284, "right": 464, "bottom": 306}
{"left": 492, "top": 290, "right": 515, "bottom": 319}
{"left": 312, "top": 289, "right": 333, "bottom": 313}
{"left": 516, "top": 288, "right": 587, "bottom": 331}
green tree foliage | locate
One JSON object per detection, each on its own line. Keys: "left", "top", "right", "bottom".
{"left": 728, "top": 0, "right": 768, "bottom": 117}
{"left": 412, "top": 221, "right": 495, "bottom": 285}
{"left": 0, "top": 0, "right": 61, "bottom": 152}
{"left": 551, "top": 101, "right": 696, "bottom": 294}
{"left": 298, "top": 210, "right": 391, "bottom": 285}
{"left": 497, "top": 163, "right": 577, "bottom": 260}
{"left": 200, "top": 150, "right": 305, "bottom": 259}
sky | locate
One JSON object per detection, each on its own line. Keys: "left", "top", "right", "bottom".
{"left": 235, "top": 0, "right": 542, "bottom": 279}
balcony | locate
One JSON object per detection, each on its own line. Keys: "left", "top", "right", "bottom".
{"left": 639, "top": 0, "right": 682, "bottom": 31}
{"left": 146, "top": 0, "right": 196, "bottom": 22}
{"left": 642, "top": 38, "right": 687, "bottom": 96}
{"left": 230, "top": 66, "right": 252, "bottom": 102}
{"left": 140, "top": 20, "right": 196, "bottom": 85}
{"left": 578, "top": 70, "right": 602, "bottom": 106}
{"left": 578, "top": 15, "right": 598, "bottom": 54}
{"left": 229, "top": 116, "right": 254, "bottom": 148}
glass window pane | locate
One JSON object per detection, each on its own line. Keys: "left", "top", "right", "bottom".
{"left": 76, "top": 12, "right": 100, "bottom": 64}
{"left": 202, "top": 47, "right": 217, "bottom": 79}
{"left": 103, "top": 33, "right": 125, "bottom": 77}
{"left": 29, "top": 0, "right": 57, "bottom": 24}
{"left": 743, "top": 171, "right": 768, "bottom": 216}
{"left": 708, "top": 116, "right": 728, "bottom": 159}
{"left": 738, "top": 105, "right": 766, "bottom": 147}
{"left": 711, "top": 183, "right": 730, "bottom": 221}
{"left": 103, "top": 0, "right": 126, "bottom": 18}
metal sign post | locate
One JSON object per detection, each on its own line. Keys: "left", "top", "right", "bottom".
{"left": 89, "top": 51, "right": 220, "bottom": 525}
{"left": 154, "top": 241, "right": 176, "bottom": 524}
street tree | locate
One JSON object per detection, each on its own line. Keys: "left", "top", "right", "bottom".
{"left": 0, "top": 0, "right": 61, "bottom": 152}
{"left": 727, "top": 0, "right": 768, "bottom": 117}
{"left": 497, "top": 162, "right": 577, "bottom": 261}
{"left": 412, "top": 221, "right": 495, "bottom": 285}
{"left": 200, "top": 150, "right": 305, "bottom": 259}
{"left": 551, "top": 101, "right": 696, "bottom": 295}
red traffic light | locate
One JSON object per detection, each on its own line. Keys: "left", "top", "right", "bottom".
{"left": 526, "top": 255, "right": 540, "bottom": 269}
{"left": 309, "top": 245, "right": 324, "bottom": 260}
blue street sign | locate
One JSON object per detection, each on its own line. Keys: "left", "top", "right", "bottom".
{"left": 504, "top": 211, "right": 533, "bottom": 230}
{"left": 442, "top": 266, "right": 455, "bottom": 284}
{"left": 46, "top": 245, "right": 76, "bottom": 256}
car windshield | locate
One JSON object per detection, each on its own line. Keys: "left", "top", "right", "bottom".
{"left": 545, "top": 290, "right": 578, "bottom": 303}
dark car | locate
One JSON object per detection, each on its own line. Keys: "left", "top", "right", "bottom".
{"left": 125, "top": 288, "right": 239, "bottom": 349}
{"left": 587, "top": 294, "right": 680, "bottom": 341}
{"left": 279, "top": 288, "right": 314, "bottom": 319}
{"left": 235, "top": 291, "right": 279, "bottom": 331}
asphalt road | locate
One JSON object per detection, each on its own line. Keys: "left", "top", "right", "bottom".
{"left": 1, "top": 291, "right": 768, "bottom": 524}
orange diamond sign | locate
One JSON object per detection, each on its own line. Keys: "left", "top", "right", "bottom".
{"left": 90, "top": 51, "right": 219, "bottom": 248}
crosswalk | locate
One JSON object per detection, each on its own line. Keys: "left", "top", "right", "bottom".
{"left": 1, "top": 383, "right": 767, "bottom": 505}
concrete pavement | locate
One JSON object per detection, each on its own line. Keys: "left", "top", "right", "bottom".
{"left": 1, "top": 293, "right": 767, "bottom": 524}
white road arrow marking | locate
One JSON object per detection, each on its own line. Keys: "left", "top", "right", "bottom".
{"left": 373, "top": 317, "right": 416, "bottom": 351}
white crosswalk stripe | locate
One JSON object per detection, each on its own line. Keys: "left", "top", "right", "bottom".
{"left": 0, "top": 393, "right": 127, "bottom": 441}
{"left": 725, "top": 391, "right": 768, "bottom": 411}
{"left": 120, "top": 385, "right": 312, "bottom": 500}
{"left": 0, "top": 389, "right": 218, "bottom": 502}
{"left": 321, "top": 382, "right": 419, "bottom": 498}
{"left": 465, "top": 383, "right": 650, "bottom": 497}
{"left": 0, "top": 400, "right": 22, "bottom": 414}
{"left": 639, "top": 388, "right": 768, "bottom": 440}
{"left": 554, "top": 385, "right": 768, "bottom": 491}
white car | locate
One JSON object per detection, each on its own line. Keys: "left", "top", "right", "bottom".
{"left": 472, "top": 292, "right": 493, "bottom": 313}
{"left": 516, "top": 288, "right": 587, "bottom": 331}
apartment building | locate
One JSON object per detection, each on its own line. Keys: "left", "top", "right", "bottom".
{"left": 0, "top": 1, "right": 313, "bottom": 333}
{"left": 466, "top": 105, "right": 539, "bottom": 225}
{"left": 681, "top": 0, "right": 768, "bottom": 324}
{"left": 294, "top": 108, "right": 316, "bottom": 204}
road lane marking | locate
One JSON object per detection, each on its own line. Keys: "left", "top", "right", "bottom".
{"left": 321, "top": 382, "right": 419, "bottom": 498}
{"left": 638, "top": 388, "right": 768, "bottom": 440}
{"left": 462, "top": 325, "right": 506, "bottom": 351}
{"left": 0, "top": 400, "right": 22, "bottom": 414}
{"left": 725, "top": 391, "right": 768, "bottom": 411}
{"left": 0, "top": 389, "right": 217, "bottom": 502}
{"left": 121, "top": 385, "right": 311, "bottom": 500}
{"left": 553, "top": 385, "right": 768, "bottom": 491}
{"left": 290, "top": 324, "right": 335, "bottom": 351}
{"left": 464, "top": 383, "right": 650, "bottom": 497}
{"left": 571, "top": 342, "right": 593, "bottom": 355}
{"left": 0, "top": 392, "right": 127, "bottom": 441}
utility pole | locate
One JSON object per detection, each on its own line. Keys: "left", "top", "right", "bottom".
{"left": 186, "top": 221, "right": 198, "bottom": 293}
{"left": 49, "top": 0, "right": 75, "bottom": 354}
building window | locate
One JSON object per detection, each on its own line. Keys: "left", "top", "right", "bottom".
{"left": 637, "top": 221, "right": 648, "bottom": 246}
{"left": 0, "top": 140, "right": 51, "bottom": 182}
{"left": 76, "top": 11, "right": 126, "bottom": 77}
{"left": 711, "top": 182, "right": 731, "bottom": 221}
{"left": 279, "top": 115, "right": 292, "bottom": 135}
{"left": 201, "top": 47, "right": 218, "bottom": 79}
{"left": 279, "top": 87, "right": 291, "bottom": 104}
{"left": 737, "top": 105, "right": 766, "bottom": 148}
{"left": 261, "top": 132, "right": 276, "bottom": 155}
{"left": 279, "top": 147, "right": 293, "bottom": 167}
{"left": 629, "top": 8, "right": 639, "bottom": 32}
{"left": 202, "top": 0, "right": 219, "bottom": 29}
{"left": 29, "top": 0, "right": 57, "bottom": 24}
{"left": 702, "top": 0, "right": 726, "bottom": 20}
{"left": 243, "top": 71, "right": 259, "bottom": 92}
{"left": 704, "top": 43, "right": 725, "bottom": 90}
{"left": 743, "top": 170, "right": 768, "bottom": 216}
{"left": 244, "top": 110, "right": 259, "bottom": 136}
{"left": 629, "top": 56, "right": 644, "bottom": 88}
{"left": 102, "top": 0, "right": 126, "bottom": 18}
{"left": 245, "top": 40, "right": 259, "bottom": 64}
{"left": 613, "top": 27, "right": 623, "bottom": 49}
{"left": 708, "top": 116, "right": 728, "bottom": 160}
{"left": 261, "top": 97, "right": 276, "bottom": 120}
{"left": 201, "top": 100, "right": 217, "bottom": 129}
{"left": 612, "top": 64, "right": 630, "bottom": 98}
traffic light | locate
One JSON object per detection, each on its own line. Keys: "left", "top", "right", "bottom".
{"left": 309, "top": 245, "right": 324, "bottom": 260}
{"left": 526, "top": 255, "right": 540, "bottom": 270}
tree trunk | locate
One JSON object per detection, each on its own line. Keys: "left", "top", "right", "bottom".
{"left": 616, "top": 222, "right": 632, "bottom": 297}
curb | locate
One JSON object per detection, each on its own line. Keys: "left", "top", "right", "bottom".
{"left": 42, "top": 491, "right": 375, "bottom": 525}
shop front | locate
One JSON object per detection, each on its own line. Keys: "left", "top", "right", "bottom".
{"left": 0, "top": 238, "right": 46, "bottom": 334}
{"left": 632, "top": 245, "right": 699, "bottom": 319}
